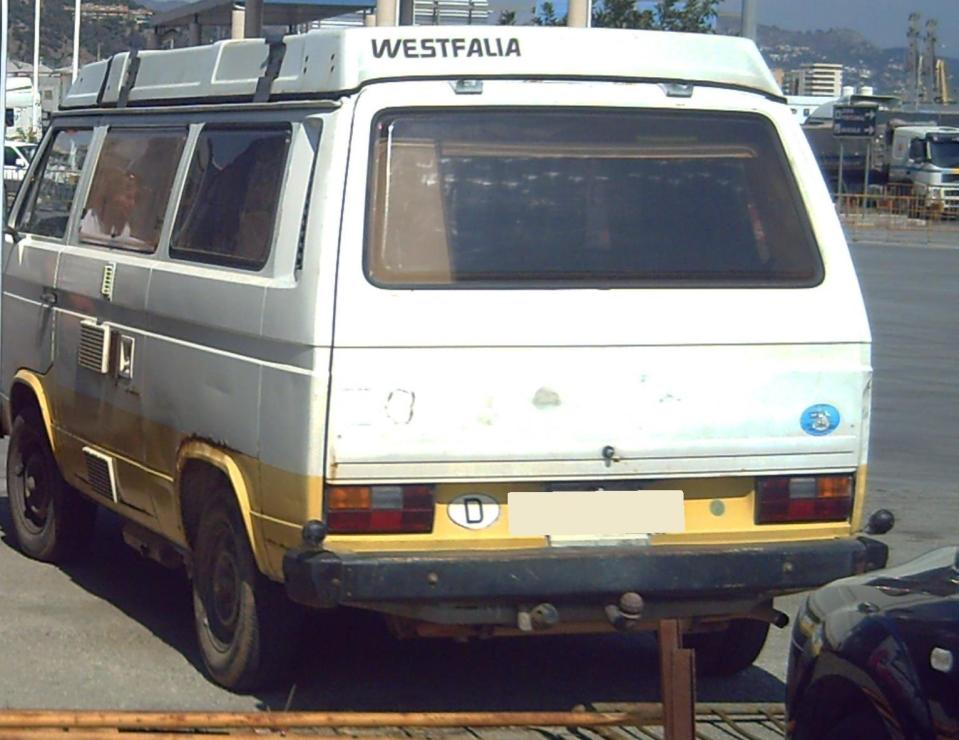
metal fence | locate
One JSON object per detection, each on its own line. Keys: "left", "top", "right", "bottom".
{"left": 836, "top": 191, "right": 959, "bottom": 246}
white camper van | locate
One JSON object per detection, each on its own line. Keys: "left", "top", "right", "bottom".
{"left": 1, "top": 26, "right": 887, "bottom": 690}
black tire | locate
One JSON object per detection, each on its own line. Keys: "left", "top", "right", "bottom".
{"left": 684, "top": 617, "right": 770, "bottom": 677}
{"left": 818, "top": 708, "right": 890, "bottom": 740}
{"left": 191, "top": 484, "right": 302, "bottom": 691}
{"left": 5, "top": 408, "right": 97, "bottom": 562}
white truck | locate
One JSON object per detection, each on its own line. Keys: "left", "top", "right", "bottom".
{"left": 886, "top": 124, "right": 959, "bottom": 214}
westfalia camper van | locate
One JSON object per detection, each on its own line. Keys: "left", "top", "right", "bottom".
{"left": 1, "top": 26, "right": 887, "bottom": 690}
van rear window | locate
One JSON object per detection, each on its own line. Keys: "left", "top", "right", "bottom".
{"left": 365, "top": 109, "right": 823, "bottom": 288}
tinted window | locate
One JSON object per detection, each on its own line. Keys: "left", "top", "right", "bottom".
{"left": 930, "top": 139, "right": 959, "bottom": 168}
{"left": 79, "top": 128, "right": 186, "bottom": 253}
{"left": 170, "top": 126, "right": 290, "bottom": 270}
{"left": 18, "top": 128, "right": 92, "bottom": 239}
{"left": 366, "top": 110, "right": 823, "bottom": 287}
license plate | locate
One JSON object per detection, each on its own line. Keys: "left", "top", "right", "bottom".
{"left": 508, "top": 490, "right": 684, "bottom": 538}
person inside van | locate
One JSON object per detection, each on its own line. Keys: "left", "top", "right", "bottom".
{"left": 80, "top": 168, "right": 144, "bottom": 248}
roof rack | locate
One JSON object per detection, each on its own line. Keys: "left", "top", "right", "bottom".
{"left": 61, "top": 26, "right": 782, "bottom": 110}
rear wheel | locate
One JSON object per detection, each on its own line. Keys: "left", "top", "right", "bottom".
{"left": 6, "top": 408, "right": 97, "bottom": 562}
{"left": 191, "top": 483, "right": 302, "bottom": 691}
{"left": 684, "top": 617, "right": 770, "bottom": 676}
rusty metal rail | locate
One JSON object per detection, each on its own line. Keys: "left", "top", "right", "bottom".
{"left": 835, "top": 191, "right": 959, "bottom": 247}
{"left": 0, "top": 705, "right": 786, "bottom": 739}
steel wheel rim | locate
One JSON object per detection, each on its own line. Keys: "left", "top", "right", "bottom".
{"left": 205, "top": 523, "right": 242, "bottom": 644}
{"left": 19, "top": 449, "right": 51, "bottom": 535}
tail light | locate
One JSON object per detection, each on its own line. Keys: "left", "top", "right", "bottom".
{"left": 326, "top": 485, "right": 434, "bottom": 533}
{"left": 756, "top": 475, "right": 853, "bottom": 524}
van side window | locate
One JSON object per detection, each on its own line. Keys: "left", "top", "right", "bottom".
{"left": 170, "top": 126, "right": 291, "bottom": 270}
{"left": 79, "top": 128, "right": 186, "bottom": 253}
{"left": 17, "top": 129, "right": 92, "bottom": 239}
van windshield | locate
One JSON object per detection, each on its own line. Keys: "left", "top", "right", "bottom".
{"left": 366, "top": 109, "right": 823, "bottom": 288}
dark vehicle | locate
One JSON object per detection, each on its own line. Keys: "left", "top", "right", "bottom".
{"left": 787, "top": 546, "right": 959, "bottom": 740}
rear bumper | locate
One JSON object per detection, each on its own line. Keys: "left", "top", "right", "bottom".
{"left": 283, "top": 536, "right": 889, "bottom": 610}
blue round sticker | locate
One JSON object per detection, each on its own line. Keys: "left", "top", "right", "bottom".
{"left": 801, "top": 404, "right": 841, "bottom": 436}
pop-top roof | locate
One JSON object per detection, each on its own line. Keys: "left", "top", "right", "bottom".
{"left": 61, "top": 26, "right": 781, "bottom": 110}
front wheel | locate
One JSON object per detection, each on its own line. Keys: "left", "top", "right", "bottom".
{"left": 191, "top": 486, "right": 301, "bottom": 691}
{"left": 6, "top": 408, "right": 97, "bottom": 562}
{"left": 684, "top": 617, "right": 770, "bottom": 676}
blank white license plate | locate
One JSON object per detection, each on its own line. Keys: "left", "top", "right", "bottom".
{"left": 508, "top": 490, "right": 684, "bottom": 538}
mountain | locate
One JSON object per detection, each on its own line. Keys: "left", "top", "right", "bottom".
{"left": 135, "top": 0, "right": 188, "bottom": 13}
{"left": 9, "top": 4, "right": 955, "bottom": 100}
{"left": 7, "top": 0, "right": 153, "bottom": 68}
{"left": 717, "top": 16, "right": 957, "bottom": 98}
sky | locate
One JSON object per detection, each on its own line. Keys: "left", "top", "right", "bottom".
{"left": 492, "top": 0, "right": 959, "bottom": 52}
{"left": 716, "top": 0, "right": 959, "bottom": 51}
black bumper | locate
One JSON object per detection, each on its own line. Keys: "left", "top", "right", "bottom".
{"left": 283, "top": 536, "right": 889, "bottom": 609}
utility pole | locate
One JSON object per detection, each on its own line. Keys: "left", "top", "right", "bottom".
{"left": 72, "top": 0, "right": 81, "bottom": 81}
{"left": 907, "top": 12, "right": 921, "bottom": 105}
{"left": 923, "top": 19, "right": 938, "bottom": 104}
{"left": 2, "top": 0, "right": 9, "bottom": 219}
{"left": 32, "top": 0, "right": 41, "bottom": 137}
{"left": 741, "top": 0, "right": 757, "bottom": 42}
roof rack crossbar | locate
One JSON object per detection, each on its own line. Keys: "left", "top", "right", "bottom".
{"left": 117, "top": 50, "right": 141, "bottom": 109}
{"left": 254, "top": 39, "right": 287, "bottom": 104}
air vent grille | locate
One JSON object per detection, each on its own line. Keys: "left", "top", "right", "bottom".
{"left": 78, "top": 321, "right": 111, "bottom": 374}
{"left": 82, "top": 447, "right": 118, "bottom": 503}
{"left": 101, "top": 263, "right": 116, "bottom": 301}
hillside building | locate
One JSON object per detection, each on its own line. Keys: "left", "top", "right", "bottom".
{"left": 784, "top": 63, "right": 844, "bottom": 98}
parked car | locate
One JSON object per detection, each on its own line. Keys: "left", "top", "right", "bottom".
{"left": 787, "top": 540, "right": 959, "bottom": 740}
{"left": 4, "top": 140, "right": 37, "bottom": 181}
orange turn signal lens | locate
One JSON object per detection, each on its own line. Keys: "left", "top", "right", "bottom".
{"left": 817, "top": 476, "right": 853, "bottom": 498}
{"left": 327, "top": 486, "right": 371, "bottom": 510}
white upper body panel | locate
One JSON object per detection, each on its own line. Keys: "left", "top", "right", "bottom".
{"left": 330, "top": 80, "right": 868, "bottom": 349}
{"left": 324, "top": 79, "right": 871, "bottom": 479}
{"left": 61, "top": 26, "right": 782, "bottom": 109}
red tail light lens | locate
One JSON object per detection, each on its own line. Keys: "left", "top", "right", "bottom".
{"left": 326, "top": 485, "right": 434, "bottom": 533}
{"left": 756, "top": 475, "right": 853, "bottom": 524}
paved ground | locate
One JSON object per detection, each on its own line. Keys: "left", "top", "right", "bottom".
{"left": 0, "top": 238, "right": 956, "bottom": 712}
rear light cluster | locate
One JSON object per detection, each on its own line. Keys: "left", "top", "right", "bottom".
{"left": 756, "top": 475, "right": 853, "bottom": 524}
{"left": 326, "top": 485, "right": 435, "bottom": 533}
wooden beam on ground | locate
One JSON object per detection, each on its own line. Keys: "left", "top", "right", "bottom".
{"left": 0, "top": 709, "right": 662, "bottom": 730}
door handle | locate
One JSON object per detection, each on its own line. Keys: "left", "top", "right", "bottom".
{"left": 40, "top": 288, "right": 58, "bottom": 307}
